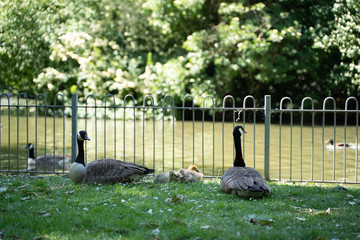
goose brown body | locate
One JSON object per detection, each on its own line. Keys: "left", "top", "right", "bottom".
{"left": 221, "top": 167, "right": 270, "bottom": 198}
{"left": 220, "top": 126, "right": 270, "bottom": 198}
{"left": 84, "top": 158, "right": 154, "bottom": 184}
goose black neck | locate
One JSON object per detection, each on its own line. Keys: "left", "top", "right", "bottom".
{"left": 28, "top": 148, "right": 35, "bottom": 159}
{"left": 233, "top": 132, "right": 246, "bottom": 167}
{"left": 75, "top": 139, "right": 86, "bottom": 166}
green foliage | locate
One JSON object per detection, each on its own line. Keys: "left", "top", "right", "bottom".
{"left": 1, "top": 0, "right": 359, "bottom": 108}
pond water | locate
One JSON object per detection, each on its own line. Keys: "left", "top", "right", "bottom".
{"left": 1, "top": 116, "right": 359, "bottom": 182}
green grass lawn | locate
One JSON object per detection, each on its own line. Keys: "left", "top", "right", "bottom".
{"left": 0, "top": 174, "right": 360, "bottom": 240}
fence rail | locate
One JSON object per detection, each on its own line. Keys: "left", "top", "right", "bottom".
{"left": 0, "top": 93, "right": 359, "bottom": 183}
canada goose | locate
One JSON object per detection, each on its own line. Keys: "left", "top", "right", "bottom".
{"left": 220, "top": 126, "right": 270, "bottom": 198}
{"left": 69, "top": 130, "right": 155, "bottom": 184}
{"left": 154, "top": 170, "right": 181, "bottom": 183}
{"left": 178, "top": 165, "right": 204, "bottom": 183}
{"left": 24, "top": 143, "right": 70, "bottom": 171}
{"left": 327, "top": 139, "right": 350, "bottom": 148}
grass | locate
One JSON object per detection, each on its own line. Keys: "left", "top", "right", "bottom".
{"left": 0, "top": 174, "right": 360, "bottom": 240}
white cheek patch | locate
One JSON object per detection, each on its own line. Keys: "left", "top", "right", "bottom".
{"left": 77, "top": 133, "right": 83, "bottom": 141}
{"left": 239, "top": 128, "right": 244, "bottom": 135}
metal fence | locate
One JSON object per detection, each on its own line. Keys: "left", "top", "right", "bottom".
{"left": 0, "top": 93, "right": 359, "bottom": 183}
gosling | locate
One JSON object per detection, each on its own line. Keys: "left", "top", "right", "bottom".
{"left": 154, "top": 170, "right": 181, "bottom": 183}
{"left": 178, "top": 165, "right": 204, "bottom": 183}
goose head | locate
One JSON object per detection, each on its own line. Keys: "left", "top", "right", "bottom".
{"left": 78, "top": 130, "right": 90, "bottom": 142}
{"left": 233, "top": 126, "right": 247, "bottom": 136}
{"left": 187, "top": 165, "right": 199, "bottom": 172}
{"left": 24, "top": 143, "right": 34, "bottom": 150}
{"left": 24, "top": 143, "right": 35, "bottom": 164}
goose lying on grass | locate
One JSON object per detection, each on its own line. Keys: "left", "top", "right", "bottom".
{"left": 220, "top": 126, "right": 270, "bottom": 198}
{"left": 24, "top": 143, "right": 70, "bottom": 171}
{"left": 69, "top": 130, "right": 155, "bottom": 184}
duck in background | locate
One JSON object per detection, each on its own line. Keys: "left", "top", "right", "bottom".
{"left": 24, "top": 143, "right": 70, "bottom": 171}
{"left": 327, "top": 139, "right": 350, "bottom": 148}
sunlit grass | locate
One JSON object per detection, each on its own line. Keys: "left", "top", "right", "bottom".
{"left": 0, "top": 174, "right": 360, "bottom": 239}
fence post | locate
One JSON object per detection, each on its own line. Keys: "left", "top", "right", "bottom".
{"left": 71, "top": 93, "right": 78, "bottom": 163}
{"left": 264, "top": 95, "right": 271, "bottom": 180}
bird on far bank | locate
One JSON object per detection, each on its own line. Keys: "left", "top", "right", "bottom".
{"left": 327, "top": 139, "right": 350, "bottom": 148}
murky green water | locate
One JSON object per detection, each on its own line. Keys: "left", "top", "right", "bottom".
{"left": 1, "top": 116, "right": 359, "bottom": 182}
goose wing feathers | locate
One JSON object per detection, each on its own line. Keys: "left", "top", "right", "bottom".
{"left": 221, "top": 167, "right": 270, "bottom": 196}
{"left": 33, "top": 155, "right": 70, "bottom": 170}
{"left": 84, "top": 159, "right": 154, "bottom": 184}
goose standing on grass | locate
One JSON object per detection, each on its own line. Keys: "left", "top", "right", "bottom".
{"left": 220, "top": 126, "right": 270, "bottom": 198}
{"left": 69, "top": 130, "right": 155, "bottom": 184}
{"left": 327, "top": 139, "right": 350, "bottom": 148}
{"left": 178, "top": 165, "right": 204, "bottom": 183}
{"left": 24, "top": 143, "right": 70, "bottom": 171}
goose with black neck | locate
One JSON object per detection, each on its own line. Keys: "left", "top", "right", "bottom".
{"left": 24, "top": 143, "right": 70, "bottom": 171}
{"left": 69, "top": 130, "right": 155, "bottom": 184}
{"left": 220, "top": 126, "right": 270, "bottom": 198}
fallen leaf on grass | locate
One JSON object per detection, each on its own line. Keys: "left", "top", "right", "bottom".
{"left": 250, "top": 218, "right": 275, "bottom": 226}
{"left": 38, "top": 210, "right": 51, "bottom": 217}
{"left": 17, "top": 184, "right": 28, "bottom": 190}
{"left": 152, "top": 228, "right": 160, "bottom": 236}
{"left": 305, "top": 208, "right": 331, "bottom": 215}
{"left": 140, "top": 222, "right": 159, "bottom": 229}
{"left": 200, "top": 225, "right": 211, "bottom": 229}
{"left": 329, "top": 185, "right": 347, "bottom": 192}
{"left": 33, "top": 235, "right": 46, "bottom": 240}
{"left": 165, "top": 195, "right": 183, "bottom": 205}
{"left": 21, "top": 196, "right": 31, "bottom": 201}
{"left": 172, "top": 218, "right": 186, "bottom": 225}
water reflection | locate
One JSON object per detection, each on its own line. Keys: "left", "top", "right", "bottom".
{"left": 0, "top": 116, "right": 359, "bottom": 182}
